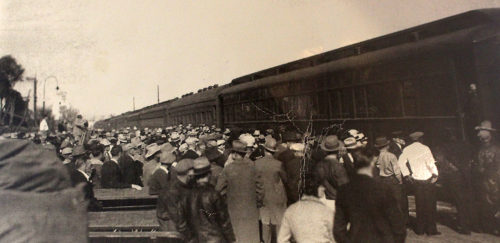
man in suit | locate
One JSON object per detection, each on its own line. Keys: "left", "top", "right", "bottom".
{"left": 314, "top": 135, "right": 349, "bottom": 201}
{"left": 157, "top": 159, "right": 195, "bottom": 234}
{"left": 148, "top": 144, "right": 177, "bottom": 195}
{"left": 334, "top": 147, "right": 406, "bottom": 243}
{"left": 66, "top": 145, "right": 101, "bottom": 211}
{"left": 215, "top": 140, "right": 264, "bottom": 243}
{"left": 119, "top": 143, "right": 143, "bottom": 186}
{"left": 254, "top": 137, "right": 287, "bottom": 243}
{"left": 101, "top": 146, "right": 142, "bottom": 190}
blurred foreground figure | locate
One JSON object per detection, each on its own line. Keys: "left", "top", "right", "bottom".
{"left": 334, "top": 148, "right": 406, "bottom": 243}
{"left": 278, "top": 172, "right": 334, "bottom": 243}
{"left": 0, "top": 139, "right": 87, "bottom": 242}
{"left": 181, "top": 157, "right": 235, "bottom": 242}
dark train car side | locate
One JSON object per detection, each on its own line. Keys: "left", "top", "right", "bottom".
{"left": 166, "top": 85, "right": 225, "bottom": 126}
{"left": 219, "top": 9, "right": 500, "bottom": 143}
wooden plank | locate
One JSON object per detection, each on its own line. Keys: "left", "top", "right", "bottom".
{"left": 89, "top": 231, "right": 182, "bottom": 238}
{"left": 89, "top": 231, "right": 183, "bottom": 243}
{"left": 94, "top": 187, "right": 157, "bottom": 201}
{"left": 89, "top": 210, "right": 159, "bottom": 231}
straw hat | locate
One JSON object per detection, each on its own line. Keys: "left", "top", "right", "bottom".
{"left": 475, "top": 120, "right": 496, "bottom": 132}
{"left": 263, "top": 137, "right": 277, "bottom": 152}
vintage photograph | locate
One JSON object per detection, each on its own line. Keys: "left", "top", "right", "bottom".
{"left": 0, "top": 1, "right": 499, "bottom": 242}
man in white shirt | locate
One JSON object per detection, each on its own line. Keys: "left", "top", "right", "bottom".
{"left": 39, "top": 115, "right": 49, "bottom": 134}
{"left": 398, "top": 131, "right": 439, "bottom": 236}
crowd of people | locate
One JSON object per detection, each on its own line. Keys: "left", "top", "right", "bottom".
{"left": 1, "top": 116, "right": 499, "bottom": 243}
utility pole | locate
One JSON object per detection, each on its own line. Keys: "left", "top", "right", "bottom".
{"left": 133, "top": 97, "right": 135, "bottom": 111}
{"left": 26, "top": 77, "right": 38, "bottom": 125}
{"left": 157, "top": 85, "right": 159, "bottom": 104}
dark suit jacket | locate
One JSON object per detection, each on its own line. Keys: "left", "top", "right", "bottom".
{"left": 65, "top": 163, "right": 100, "bottom": 210}
{"left": 314, "top": 156, "right": 349, "bottom": 200}
{"left": 101, "top": 160, "right": 131, "bottom": 188}
{"left": 388, "top": 142, "right": 403, "bottom": 159}
{"left": 148, "top": 166, "right": 173, "bottom": 195}
{"left": 119, "top": 154, "right": 143, "bottom": 186}
{"left": 277, "top": 149, "right": 302, "bottom": 204}
{"left": 334, "top": 174, "right": 406, "bottom": 243}
{"left": 182, "top": 150, "right": 199, "bottom": 160}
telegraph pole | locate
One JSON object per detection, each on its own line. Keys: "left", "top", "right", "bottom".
{"left": 34, "top": 77, "right": 37, "bottom": 124}
{"left": 26, "top": 77, "right": 38, "bottom": 125}
{"left": 157, "top": 85, "right": 159, "bottom": 104}
{"left": 133, "top": 97, "right": 135, "bottom": 111}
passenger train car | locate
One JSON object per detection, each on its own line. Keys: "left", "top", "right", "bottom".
{"left": 95, "top": 9, "right": 499, "bottom": 142}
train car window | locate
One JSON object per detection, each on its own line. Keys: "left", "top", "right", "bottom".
{"left": 314, "top": 91, "right": 329, "bottom": 119}
{"left": 354, "top": 87, "right": 368, "bottom": 118}
{"left": 340, "top": 88, "right": 353, "bottom": 118}
{"left": 294, "top": 95, "right": 312, "bottom": 119}
{"left": 402, "top": 80, "right": 418, "bottom": 116}
{"left": 254, "top": 101, "right": 266, "bottom": 120}
{"left": 365, "top": 82, "right": 403, "bottom": 117}
{"left": 418, "top": 74, "right": 456, "bottom": 116}
{"left": 240, "top": 103, "right": 255, "bottom": 121}
{"left": 328, "top": 90, "right": 342, "bottom": 119}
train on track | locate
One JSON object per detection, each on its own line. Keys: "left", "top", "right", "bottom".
{"left": 95, "top": 9, "right": 500, "bottom": 142}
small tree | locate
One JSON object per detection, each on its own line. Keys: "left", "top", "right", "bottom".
{"left": 0, "top": 55, "right": 25, "bottom": 98}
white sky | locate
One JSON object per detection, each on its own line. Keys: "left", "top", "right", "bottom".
{"left": 1, "top": 0, "right": 499, "bottom": 120}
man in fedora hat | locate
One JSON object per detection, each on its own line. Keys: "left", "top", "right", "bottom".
{"left": 314, "top": 135, "right": 349, "bottom": 201}
{"left": 254, "top": 137, "right": 287, "bottom": 243}
{"left": 340, "top": 136, "right": 358, "bottom": 179}
{"left": 389, "top": 131, "right": 406, "bottom": 158}
{"left": 147, "top": 144, "right": 175, "bottom": 195}
{"left": 398, "top": 131, "right": 439, "bottom": 236}
{"left": 216, "top": 140, "right": 264, "bottom": 243}
{"left": 473, "top": 120, "right": 500, "bottom": 235}
{"left": 180, "top": 157, "right": 236, "bottom": 242}
{"left": 375, "top": 135, "right": 406, "bottom": 225}
{"left": 158, "top": 158, "right": 195, "bottom": 234}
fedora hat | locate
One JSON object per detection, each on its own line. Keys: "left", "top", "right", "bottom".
{"left": 374, "top": 136, "right": 391, "bottom": 148}
{"left": 475, "top": 120, "right": 496, "bottom": 132}
{"left": 263, "top": 137, "right": 277, "bottom": 152}
{"left": 193, "top": 157, "right": 211, "bottom": 175}
{"left": 232, "top": 140, "right": 247, "bottom": 153}
{"left": 409, "top": 131, "right": 424, "bottom": 141}
{"left": 72, "top": 145, "right": 86, "bottom": 157}
{"left": 145, "top": 143, "right": 162, "bottom": 159}
{"left": 320, "top": 135, "right": 342, "bottom": 152}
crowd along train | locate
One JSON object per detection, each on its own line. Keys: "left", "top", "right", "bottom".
{"left": 95, "top": 8, "right": 500, "bottom": 143}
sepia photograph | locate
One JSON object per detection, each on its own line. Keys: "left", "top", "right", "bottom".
{"left": 0, "top": 0, "right": 499, "bottom": 242}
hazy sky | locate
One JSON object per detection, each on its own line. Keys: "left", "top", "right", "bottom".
{"left": 1, "top": 0, "right": 499, "bottom": 120}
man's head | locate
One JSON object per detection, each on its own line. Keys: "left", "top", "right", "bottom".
{"left": 91, "top": 144, "right": 104, "bottom": 160}
{"left": 110, "top": 145, "right": 122, "bottom": 159}
{"left": 302, "top": 172, "right": 321, "bottom": 197}
{"left": 353, "top": 147, "right": 378, "bottom": 176}
{"left": 475, "top": 120, "right": 496, "bottom": 145}
{"left": 193, "top": 157, "right": 211, "bottom": 186}
{"left": 175, "top": 158, "right": 195, "bottom": 185}
{"left": 408, "top": 131, "right": 424, "bottom": 143}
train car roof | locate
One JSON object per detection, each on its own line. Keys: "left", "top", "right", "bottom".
{"left": 167, "top": 84, "right": 228, "bottom": 109}
{"left": 222, "top": 8, "right": 500, "bottom": 95}
{"left": 230, "top": 8, "right": 500, "bottom": 86}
